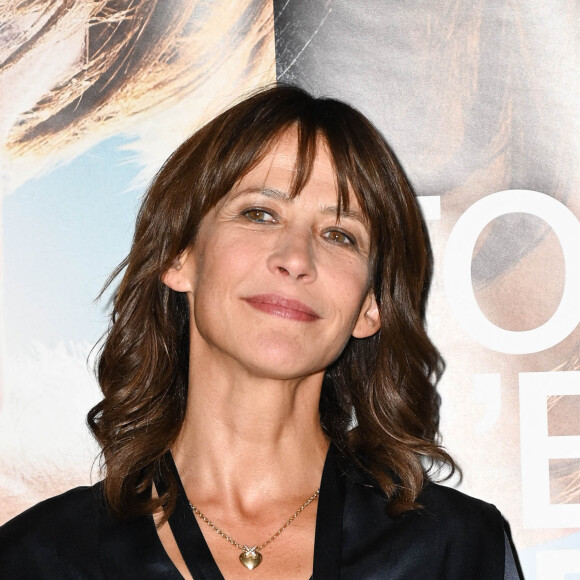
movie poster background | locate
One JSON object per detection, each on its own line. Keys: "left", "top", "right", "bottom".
{"left": 273, "top": 2, "right": 580, "bottom": 577}
{"left": 1, "top": 2, "right": 579, "bottom": 578}
{"left": 0, "top": 0, "right": 275, "bottom": 520}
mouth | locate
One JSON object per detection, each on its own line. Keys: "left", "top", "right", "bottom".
{"left": 242, "top": 294, "right": 321, "bottom": 322}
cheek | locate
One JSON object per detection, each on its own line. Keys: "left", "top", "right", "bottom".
{"left": 193, "top": 233, "right": 259, "bottom": 293}
{"left": 326, "top": 258, "right": 370, "bottom": 308}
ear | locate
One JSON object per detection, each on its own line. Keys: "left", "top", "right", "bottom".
{"left": 352, "top": 292, "right": 381, "bottom": 338}
{"left": 161, "top": 251, "right": 193, "bottom": 293}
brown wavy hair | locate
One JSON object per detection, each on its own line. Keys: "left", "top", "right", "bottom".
{"left": 88, "top": 84, "right": 457, "bottom": 520}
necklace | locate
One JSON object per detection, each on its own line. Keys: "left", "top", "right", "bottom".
{"left": 189, "top": 488, "right": 320, "bottom": 571}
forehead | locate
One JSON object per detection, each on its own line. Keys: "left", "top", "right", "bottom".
{"left": 233, "top": 130, "right": 364, "bottom": 213}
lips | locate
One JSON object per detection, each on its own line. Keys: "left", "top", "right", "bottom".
{"left": 242, "top": 294, "right": 321, "bottom": 322}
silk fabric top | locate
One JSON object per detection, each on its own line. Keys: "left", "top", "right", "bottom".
{"left": 0, "top": 444, "right": 521, "bottom": 579}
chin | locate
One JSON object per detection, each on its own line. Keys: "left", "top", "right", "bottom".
{"left": 241, "top": 344, "right": 328, "bottom": 381}
{"left": 250, "top": 365, "right": 323, "bottom": 381}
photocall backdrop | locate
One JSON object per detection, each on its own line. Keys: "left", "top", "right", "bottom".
{"left": 0, "top": 2, "right": 578, "bottom": 578}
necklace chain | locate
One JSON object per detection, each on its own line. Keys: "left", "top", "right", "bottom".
{"left": 189, "top": 488, "right": 320, "bottom": 553}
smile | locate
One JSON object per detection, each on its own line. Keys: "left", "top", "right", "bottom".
{"left": 242, "top": 294, "right": 321, "bottom": 322}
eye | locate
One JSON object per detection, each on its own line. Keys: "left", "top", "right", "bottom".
{"left": 323, "top": 229, "right": 356, "bottom": 246}
{"left": 242, "top": 208, "right": 276, "bottom": 223}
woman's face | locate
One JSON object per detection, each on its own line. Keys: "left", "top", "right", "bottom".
{"left": 164, "top": 131, "right": 380, "bottom": 380}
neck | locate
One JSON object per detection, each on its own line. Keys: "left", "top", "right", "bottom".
{"left": 172, "top": 352, "right": 329, "bottom": 507}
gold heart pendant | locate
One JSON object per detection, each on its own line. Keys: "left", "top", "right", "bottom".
{"left": 239, "top": 546, "right": 262, "bottom": 570}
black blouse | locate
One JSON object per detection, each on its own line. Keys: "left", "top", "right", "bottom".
{"left": 0, "top": 445, "right": 521, "bottom": 579}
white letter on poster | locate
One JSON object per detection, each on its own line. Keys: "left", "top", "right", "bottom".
{"left": 444, "top": 190, "right": 580, "bottom": 354}
{"left": 519, "top": 371, "right": 580, "bottom": 528}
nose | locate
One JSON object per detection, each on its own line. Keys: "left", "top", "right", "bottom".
{"left": 267, "top": 228, "right": 317, "bottom": 282}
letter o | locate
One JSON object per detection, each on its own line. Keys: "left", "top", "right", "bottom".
{"left": 443, "top": 190, "right": 580, "bottom": 354}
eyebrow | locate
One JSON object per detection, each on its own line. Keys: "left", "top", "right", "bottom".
{"left": 234, "top": 186, "right": 368, "bottom": 225}
{"left": 320, "top": 206, "right": 367, "bottom": 225}
{"left": 240, "top": 186, "right": 290, "bottom": 200}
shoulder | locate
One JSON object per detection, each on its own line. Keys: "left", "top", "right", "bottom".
{"left": 345, "top": 471, "right": 504, "bottom": 539}
{"left": 399, "top": 483, "right": 506, "bottom": 578}
{"left": 341, "top": 452, "right": 503, "bottom": 535}
{"left": 412, "top": 483, "right": 507, "bottom": 576}
{"left": 417, "top": 481, "right": 504, "bottom": 530}
{"left": 414, "top": 482, "right": 506, "bottom": 554}
{"left": 341, "top": 463, "right": 508, "bottom": 578}
{"left": 0, "top": 483, "right": 104, "bottom": 541}
{"left": 0, "top": 483, "right": 105, "bottom": 579}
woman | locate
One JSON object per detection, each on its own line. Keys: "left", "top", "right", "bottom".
{"left": 0, "top": 85, "right": 521, "bottom": 579}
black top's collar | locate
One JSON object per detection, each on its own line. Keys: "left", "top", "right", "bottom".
{"left": 155, "top": 443, "right": 344, "bottom": 580}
